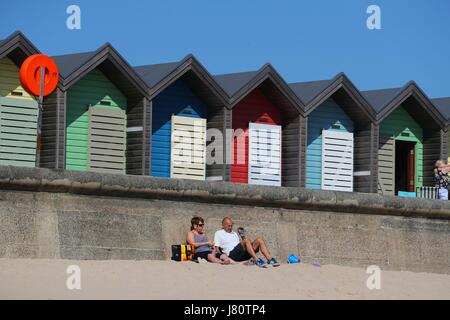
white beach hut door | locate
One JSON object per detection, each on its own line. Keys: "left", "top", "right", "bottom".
{"left": 170, "top": 115, "right": 206, "bottom": 180}
{"left": 248, "top": 122, "right": 282, "bottom": 186}
{"left": 321, "top": 129, "right": 354, "bottom": 192}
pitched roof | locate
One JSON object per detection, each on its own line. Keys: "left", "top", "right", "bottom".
{"left": 432, "top": 97, "right": 450, "bottom": 120}
{"left": 134, "top": 61, "right": 182, "bottom": 88}
{"left": 0, "top": 31, "right": 40, "bottom": 58}
{"left": 213, "top": 70, "right": 260, "bottom": 97}
{"left": 361, "top": 87, "right": 404, "bottom": 113}
{"left": 288, "top": 79, "right": 334, "bottom": 105}
{"left": 52, "top": 51, "right": 98, "bottom": 79}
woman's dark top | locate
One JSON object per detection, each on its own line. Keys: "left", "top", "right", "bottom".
{"left": 434, "top": 170, "right": 450, "bottom": 189}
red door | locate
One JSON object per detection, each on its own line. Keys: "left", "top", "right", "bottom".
{"left": 231, "top": 88, "right": 282, "bottom": 184}
{"left": 407, "top": 147, "right": 415, "bottom": 192}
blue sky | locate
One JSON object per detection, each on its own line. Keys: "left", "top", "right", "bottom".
{"left": 1, "top": 0, "right": 449, "bottom": 98}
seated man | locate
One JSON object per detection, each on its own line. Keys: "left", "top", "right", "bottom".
{"left": 213, "top": 217, "right": 280, "bottom": 268}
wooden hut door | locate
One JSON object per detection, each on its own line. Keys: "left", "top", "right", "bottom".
{"left": 88, "top": 106, "right": 127, "bottom": 174}
{"left": 321, "top": 130, "right": 354, "bottom": 192}
{"left": 0, "top": 97, "right": 38, "bottom": 167}
{"left": 170, "top": 115, "right": 207, "bottom": 180}
{"left": 407, "top": 147, "right": 415, "bottom": 192}
{"left": 248, "top": 122, "right": 282, "bottom": 186}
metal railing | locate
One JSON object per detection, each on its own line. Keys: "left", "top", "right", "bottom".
{"left": 416, "top": 186, "right": 439, "bottom": 199}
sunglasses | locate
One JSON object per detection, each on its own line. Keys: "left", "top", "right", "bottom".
{"left": 198, "top": 224, "right": 205, "bottom": 227}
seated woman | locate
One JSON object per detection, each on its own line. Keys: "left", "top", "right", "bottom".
{"left": 434, "top": 160, "right": 450, "bottom": 200}
{"left": 186, "top": 216, "right": 233, "bottom": 264}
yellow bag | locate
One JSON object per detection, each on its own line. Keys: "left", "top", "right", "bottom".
{"left": 171, "top": 244, "right": 194, "bottom": 261}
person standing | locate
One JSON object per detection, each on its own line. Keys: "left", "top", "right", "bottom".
{"left": 434, "top": 160, "right": 450, "bottom": 200}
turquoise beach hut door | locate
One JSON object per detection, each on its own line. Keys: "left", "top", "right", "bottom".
{"left": 321, "top": 129, "right": 354, "bottom": 192}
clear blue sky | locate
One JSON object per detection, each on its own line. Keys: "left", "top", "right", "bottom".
{"left": 1, "top": 0, "right": 449, "bottom": 98}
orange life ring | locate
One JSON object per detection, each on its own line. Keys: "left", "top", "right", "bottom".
{"left": 20, "top": 54, "right": 59, "bottom": 97}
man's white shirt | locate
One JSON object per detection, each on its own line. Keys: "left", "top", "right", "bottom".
{"left": 214, "top": 229, "right": 240, "bottom": 255}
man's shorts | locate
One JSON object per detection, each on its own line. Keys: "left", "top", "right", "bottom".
{"left": 228, "top": 243, "right": 258, "bottom": 262}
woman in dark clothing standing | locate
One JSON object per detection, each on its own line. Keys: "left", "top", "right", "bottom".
{"left": 434, "top": 160, "right": 450, "bottom": 200}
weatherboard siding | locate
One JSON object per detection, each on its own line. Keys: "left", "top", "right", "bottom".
{"left": 306, "top": 98, "right": 354, "bottom": 190}
{"left": 65, "top": 68, "right": 127, "bottom": 171}
{"left": 378, "top": 105, "right": 423, "bottom": 195}
{"left": 0, "top": 57, "right": 35, "bottom": 100}
{"left": 0, "top": 57, "right": 39, "bottom": 168}
{"left": 0, "top": 97, "right": 38, "bottom": 167}
{"left": 151, "top": 79, "right": 207, "bottom": 178}
{"left": 231, "top": 88, "right": 282, "bottom": 184}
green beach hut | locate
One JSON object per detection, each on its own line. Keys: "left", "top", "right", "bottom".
{"left": 41, "top": 44, "right": 149, "bottom": 174}
{"left": 362, "top": 82, "right": 447, "bottom": 196}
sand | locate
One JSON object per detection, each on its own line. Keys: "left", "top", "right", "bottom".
{"left": 0, "top": 259, "right": 449, "bottom": 300}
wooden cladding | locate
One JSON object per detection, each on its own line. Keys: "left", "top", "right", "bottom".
{"left": 321, "top": 130, "right": 354, "bottom": 192}
{"left": 248, "top": 123, "right": 282, "bottom": 186}
{"left": 170, "top": 115, "right": 206, "bottom": 180}
{"left": 88, "top": 106, "right": 127, "bottom": 174}
{"left": 0, "top": 97, "right": 38, "bottom": 167}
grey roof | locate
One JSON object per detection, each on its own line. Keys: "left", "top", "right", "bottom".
{"left": 361, "top": 87, "right": 404, "bottom": 113}
{"left": 133, "top": 61, "right": 182, "bottom": 88}
{"left": 52, "top": 51, "right": 97, "bottom": 79}
{"left": 289, "top": 79, "right": 334, "bottom": 105}
{"left": 432, "top": 97, "right": 450, "bottom": 120}
{"left": 213, "top": 70, "right": 260, "bottom": 97}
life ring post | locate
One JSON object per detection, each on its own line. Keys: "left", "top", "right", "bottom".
{"left": 35, "top": 66, "right": 45, "bottom": 167}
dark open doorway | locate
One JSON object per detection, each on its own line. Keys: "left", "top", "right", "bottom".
{"left": 395, "top": 140, "right": 416, "bottom": 195}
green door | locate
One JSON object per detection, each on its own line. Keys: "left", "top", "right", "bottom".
{"left": 378, "top": 105, "right": 423, "bottom": 195}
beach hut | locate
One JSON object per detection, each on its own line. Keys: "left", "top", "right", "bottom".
{"left": 432, "top": 97, "right": 450, "bottom": 163}
{"left": 362, "top": 82, "right": 447, "bottom": 196}
{"left": 0, "top": 31, "right": 40, "bottom": 167}
{"left": 214, "top": 64, "right": 305, "bottom": 187}
{"left": 134, "top": 55, "right": 229, "bottom": 181}
{"left": 41, "top": 44, "right": 149, "bottom": 174}
{"left": 289, "top": 73, "right": 377, "bottom": 193}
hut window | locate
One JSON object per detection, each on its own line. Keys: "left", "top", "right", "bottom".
{"left": 331, "top": 124, "right": 341, "bottom": 129}
{"left": 180, "top": 108, "right": 193, "bottom": 115}
{"left": 401, "top": 132, "right": 410, "bottom": 137}
{"left": 11, "top": 91, "right": 23, "bottom": 97}
{"left": 100, "top": 100, "right": 112, "bottom": 106}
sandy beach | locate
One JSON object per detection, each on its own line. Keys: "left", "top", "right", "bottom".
{"left": 0, "top": 259, "right": 449, "bottom": 300}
